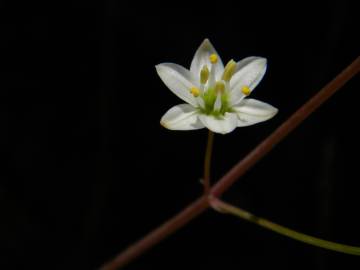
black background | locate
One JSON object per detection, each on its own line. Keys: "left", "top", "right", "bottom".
{"left": 1, "top": 1, "right": 359, "bottom": 269}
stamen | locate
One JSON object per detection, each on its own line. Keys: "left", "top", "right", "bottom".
{"left": 222, "top": 59, "right": 236, "bottom": 82}
{"left": 208, "top": 64, "right": 216, "bottom": 87}
{"left": 200, "top": 65, "right": 209, "bottom": 84}
{"left": 190, "top": 86, "right": 201, "bottom": 97}
{"left": 241, "top": 85, "right": 251, "bottom": 96}
{"left": 214, "top": 92, "right": 222, "bottom": 111}
{"left": 215, "top": 81, "right": 225, "bottom": 94}
{"left": 209, "top": 54, "right": 218, "bottom": 64}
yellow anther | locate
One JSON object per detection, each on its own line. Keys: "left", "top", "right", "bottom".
{"left": 190, "top": 86, "right": 201, "bottom": 97}
{"left": 209, "top": 54, "right": 218, "bottom": 64}
{"left": 222, "top": 59, "right": 236, "bottom": 82}
{"left": 200, "top": 65, "right": 209, "bottom": 84}
{"left": 214, "top": 81, "right": 225, "bottom": 94}
{"left": 241, "top": 85, "right": 251, "bottom": 96}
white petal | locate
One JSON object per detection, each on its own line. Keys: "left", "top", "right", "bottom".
{"left": 156, "top": 63, "right": 198, "bottom": 107}
{"left": 234, "top": 56, "right": 262, "bottom": 73}
{"left": 229, "top": 57, "right": 267, "bottom": 106}
{"left": 229, "top": 87, "right": 246, "bottom": 107}
{"left": 233, "top": 99, "right": 278, "bottom": 127}
{"left": 160, "top": 104, "right": 204, "bottom": 130}
{"left": 196, "top": 97, "right": 205, "bottom": 109}
{"left": 190, "top": 39, "right": 224, "bottom": 81}
{"left": 199, "top": 113, "right": 238, "bottom": 134}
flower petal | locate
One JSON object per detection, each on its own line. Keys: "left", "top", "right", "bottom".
{"left": 160, "top": 104, "right": 204, "bottom": 130}
{"left": 199, "top": 113, "right": 238, "bottom": 134}
{"left": 233, "top": 99, "right": 278, "bottom": 126}
{"left": 190, "top": 39, "right": 224, "bottom": 81}
{"left": 234, "top": 56, "right": 262, "bottom": 73}
{"left": 156, "top": 63, "right": 199, "bottom": 107}
{"left": 229, "top": 57, "right": 267, "bottom": 106}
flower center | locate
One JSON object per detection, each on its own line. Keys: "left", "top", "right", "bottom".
{"left": 189, "top": 54, "right": 238, "bottom": 118}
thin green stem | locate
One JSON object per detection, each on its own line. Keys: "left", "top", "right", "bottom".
{"left": 203, "top": 130, "right": 214, "bottom": 194}
{"left": 210, "top": 198, "right": 360, "bottom": 256}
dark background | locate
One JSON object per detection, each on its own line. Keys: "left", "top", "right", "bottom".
{"left": 1, "top": 1, "right": 359, "bottom": 269}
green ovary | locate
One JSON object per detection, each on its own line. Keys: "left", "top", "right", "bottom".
{"left": 199, "top": 88, "right": 233, "bottom": 118}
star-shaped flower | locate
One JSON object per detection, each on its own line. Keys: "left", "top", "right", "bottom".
{"left": 156, "top": 39, "right": 278, "bottom": 134}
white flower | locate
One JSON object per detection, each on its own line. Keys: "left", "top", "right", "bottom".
{"left": 156, "top": 39, "right": 278, "bottom": 134}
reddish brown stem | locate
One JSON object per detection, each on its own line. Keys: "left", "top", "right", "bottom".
{"left": 100, "top": 196, "right": 209, "bottom": 270}
{"left": 100, "top": 56, "right": 360, "bottom": 270}
{"left": 212, "top": 56, "right": 360, "bottom": 197}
